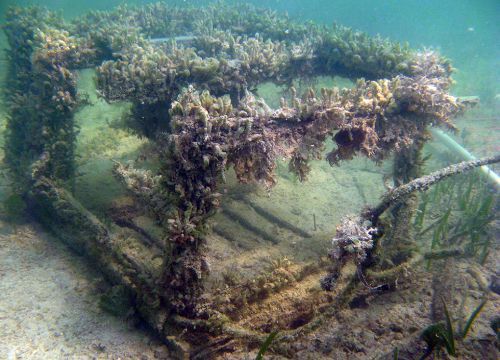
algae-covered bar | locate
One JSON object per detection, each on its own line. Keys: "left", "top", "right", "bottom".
{"left": 3, "top": 2, "right": 494, "bottom": 358}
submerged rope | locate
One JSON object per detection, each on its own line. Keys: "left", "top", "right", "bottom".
{"left": 367, "top": 154, "right": 500, "bottom": 224}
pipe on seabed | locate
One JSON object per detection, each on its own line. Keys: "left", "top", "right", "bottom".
{"left": 430, "top": 127, "right": 500, "bottom": 189}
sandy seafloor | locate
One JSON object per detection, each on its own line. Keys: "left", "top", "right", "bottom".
{"left": 0, "top": 220, "right": 171, "bottom": 360}
{"left": 0, "top": 67, "right": 498, "bottom": 359}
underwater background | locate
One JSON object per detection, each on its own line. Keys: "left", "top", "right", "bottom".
{"left": 0, "top": 1, "right": 498, "bottom": 359}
